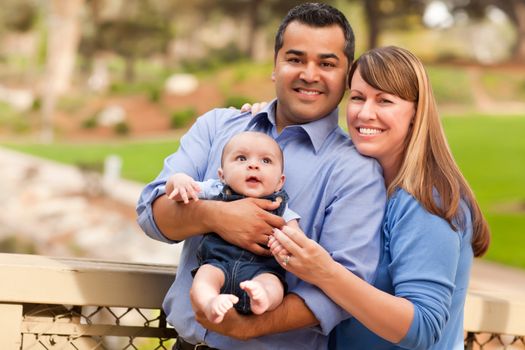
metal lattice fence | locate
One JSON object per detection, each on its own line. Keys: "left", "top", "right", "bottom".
{"left": 19, "top": 303, "right": 177, "bottom": 350}
{"left": 12, "top": 303, "right": 525, "bottom": 350}
{"left": 465, "top": 332, "right": 525, "bottom": 350}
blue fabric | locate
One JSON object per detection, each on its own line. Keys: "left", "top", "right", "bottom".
{"left": 136, "top": 99, "right": 386, "bottom": 350}
{"left": 194, "top": 233, "right": 286, "bottom": 314}
{"left": 329, "top": 189, "right": 474, "bottom": 350}
{"left": 194, "top": 185, "right": 293, "bottom": 314}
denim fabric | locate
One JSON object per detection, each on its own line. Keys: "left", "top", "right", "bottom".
{"left": 193, "top": 187, "right": 288, "bottom": 314}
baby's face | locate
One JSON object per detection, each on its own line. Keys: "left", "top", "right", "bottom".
{"left": 219, "top": 133, "right": 284, "bottom": 198}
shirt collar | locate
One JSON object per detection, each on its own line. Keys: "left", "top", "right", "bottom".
{"left": 246, "top": 99, "right": 340, "bottom": 153}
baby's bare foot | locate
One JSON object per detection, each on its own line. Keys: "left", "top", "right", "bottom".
{"left": 205, "top": 294, "right": 239, "bottom": 323}
{"left": 240, "top": 280, "right": 270, "bottom": 315}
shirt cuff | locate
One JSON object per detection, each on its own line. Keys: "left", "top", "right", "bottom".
{"left": 136, "top": 186, "right": 179, "bottom": 244}
{"left": 291, "top": 282, "right": 349, "bottom": 335}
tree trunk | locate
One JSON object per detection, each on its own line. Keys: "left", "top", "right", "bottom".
{"left": 510, "top": 0, "right": 525, "bottom": 61}
{"left": 40, "top": 0, "right": 84, "bottom": 143}
{"left": 125, "top": 56, "right": 135, "bottom": 82}
{"left": 364, "top": 0, "right": 380, "bottom": 49}
{"left": 246, "top": 0, "right": 263, "bottom": 60}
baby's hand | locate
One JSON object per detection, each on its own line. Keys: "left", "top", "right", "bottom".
{"left": 166, "top": 173, "right": 201, "bottom": 204}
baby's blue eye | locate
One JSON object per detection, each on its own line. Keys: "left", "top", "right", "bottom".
{"left": 236, "top": 155, "right": 247, "bottom": 161}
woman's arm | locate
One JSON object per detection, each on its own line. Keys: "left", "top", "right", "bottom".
{"left": 270, "top": 226, "right": 413, "bottom": 343}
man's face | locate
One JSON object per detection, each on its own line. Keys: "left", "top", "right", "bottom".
{"left": 273, "top": 21, "right": 349, "bottom": 130}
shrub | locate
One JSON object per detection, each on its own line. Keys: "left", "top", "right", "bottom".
{"left": 114, "top": 121, "right": 130, "bottom": 135}
{"left": 0, "top": 236, "right": 37, "bottom": 254}
{"left": 224, "top": 95, "right": 253, "bottom": 109}
{"left": 148, "top": 85, "right": 161, "bottom": 102}
{"left": 82, "top": 116, "right": 98, "bottom": 129}
{"left": 170, "top": 107, "right": 196, "bottom": 128}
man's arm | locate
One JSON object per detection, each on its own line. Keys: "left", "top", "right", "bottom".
{"left": 136, "top": 109, "right": 285, "bottom": 253}
{"left": 200, "top": 154, "right": 386, "bottom": 336}
{"left": 195, "top": 293, "right": 318, "bottom": 340}
{"left": 152, "top": 193, "right": 285, "bottom": 254}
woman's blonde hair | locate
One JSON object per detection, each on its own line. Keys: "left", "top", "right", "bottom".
{"left": 348, "top": 46, "right": 490, "bottom": 257}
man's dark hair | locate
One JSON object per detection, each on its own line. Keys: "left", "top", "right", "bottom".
{"left": 274, "top": 2, "right": 355, "bottom": 64}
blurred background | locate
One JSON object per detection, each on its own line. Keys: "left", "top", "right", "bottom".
{"left": 0, "top": 0, "right": 523, "bottom": 268}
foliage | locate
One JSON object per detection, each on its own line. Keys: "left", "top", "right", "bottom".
{"left": 426, "top": 66, "right": 474, "bottom": 104}
{"left": 0, "top": 236, "right": 37, "bottom": 254}
{"left": 481, "top": 70, "right": 525, "bottom": 102}
{"left": 0, "top": 0, "right": 38, "bottom": 32}
{"left": 80, "top": 0, "right": 175, "bottom": 81}
{"left": 180, "top": 43, "right": 249, "bottom": 74}
{"left": 82, "top": 116, "right": 97, "bottom": 129}
{"left": 0, "top": 102, "right": 31, "bottom": 134}
{"left": 114, "top": 121, "right": 130, "bottom": 135}
{"left": 170, "top": 107, "right": 197, "bottom": 129}
{"left": 204, "top": 0, "right": 313, "bottom": 58}
{"left": 223, "top": 95, "right": 253, "bottom": 109}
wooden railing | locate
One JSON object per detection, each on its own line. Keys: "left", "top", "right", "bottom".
{"left": 1, "top": 253, "right": 524, "bottom": 349}
{"left": 0, "top": 253, "right": 177, "bottom": 349}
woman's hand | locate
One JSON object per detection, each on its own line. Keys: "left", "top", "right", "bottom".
{"left": 269, "top": 225, "right": 336, "bottom": 285}
{"left": 240, "top": 102, "right": 268, "bottom": 114}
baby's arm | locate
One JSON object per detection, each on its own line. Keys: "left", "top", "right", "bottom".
{"left": 166, "top": 173, "right": 202, "bottom": 204}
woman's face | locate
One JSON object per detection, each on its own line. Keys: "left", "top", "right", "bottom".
{"left": 346, "top": 69, "right": 415, "bottom": 168}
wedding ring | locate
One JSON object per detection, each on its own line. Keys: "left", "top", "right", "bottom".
{"left": 283, "top": 255, "right": 290, "bottom": 266}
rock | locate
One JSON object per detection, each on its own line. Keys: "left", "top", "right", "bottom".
{"left": 0, "top": 84, "right": 35, "bottom": 112}
{"left": 97, "top": 105, "right": 126, "bottom": 126}
{"left": 0, "top": 147, "right": 181, "bottom": 265}
{"left": 164, "top": 74, "right": 198, "bottom": 96}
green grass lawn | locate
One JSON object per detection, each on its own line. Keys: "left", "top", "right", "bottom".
{"left": 2, "top": 139, "right": 180, "bottom": 184}
{"left": 442, "top": 115, "right": 525, "bottom": 268}
{"left": 2, "top": 114, "right": 525, "bottom": 268}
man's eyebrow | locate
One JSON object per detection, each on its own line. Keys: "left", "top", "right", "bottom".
{"left": 319, "top": 53, "right": 340, "bottom": 60}
{"left": 285, "top": 50, "right": 340, "bottom": 61}
{"left": 285, "top": 49, "right": 305, "bottom": 56}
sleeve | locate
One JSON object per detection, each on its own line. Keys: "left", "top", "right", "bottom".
{"left": 282, "top": 205, "right": 301, "bottom": 223}
{"left": 197, "top": 179, "right": 224, "bottom": 199}
{"left": 293, "top": 158, "right": 386, "bottom": 334}
{"left": 390, "top": 193, "right": 461, "bottom": 350}
{"left": 135, "top": 110, "right": 222, "bottom": 243}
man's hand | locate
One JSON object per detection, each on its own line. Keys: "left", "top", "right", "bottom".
{"left": 194, "top": 307, "right": 252, "bottom": 340}
{"left": 194, "top": 293, "right": 319, "bottom": 340}
{"left": 209, "top": 198, "right": 285, "bottom": 256}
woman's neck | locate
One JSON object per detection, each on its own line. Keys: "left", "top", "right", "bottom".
{"left": 379, "top": 156, "right": 401, "bottom": 188}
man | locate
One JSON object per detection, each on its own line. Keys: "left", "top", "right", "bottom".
{"left": 136, "top": 3, "right": 385, "bottom": 350}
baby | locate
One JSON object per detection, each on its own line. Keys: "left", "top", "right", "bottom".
{"left": 166, "top": 131, "right": 299, "bottom": 323}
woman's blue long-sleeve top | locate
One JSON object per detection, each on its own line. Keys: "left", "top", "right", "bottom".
{"left": 329, "top": 188, "right": 474, "bottom": 350}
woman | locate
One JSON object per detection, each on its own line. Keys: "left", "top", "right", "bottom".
{"left": 268, "top": 46, "right": 490, "bottom": 349}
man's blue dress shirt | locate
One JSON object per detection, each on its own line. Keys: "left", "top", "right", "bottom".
{"left": 136, "top": 100, "right": 386, "bottom": 350}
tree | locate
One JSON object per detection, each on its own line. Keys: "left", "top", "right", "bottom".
{"left": 1, "top": 0, "right": 38, "bottom": 32}
{"left": 352, "top": 0, "right": 424, "bottom": 49}
{"left": 439, "top": 0, "right": 525, "bottom": 61}
{"left": 205, "top": 0, "right": 323, "bottom": 60}
{"left": 80, "top": 0, "right": 173, "bottom": 81}
{"left": 41, "top": 0, "right": 85, "bottom": 142}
